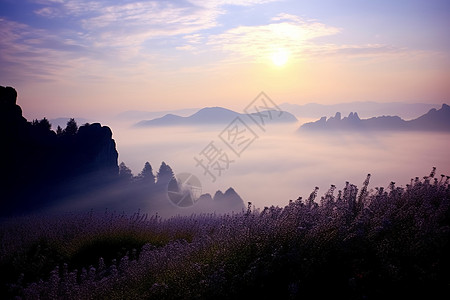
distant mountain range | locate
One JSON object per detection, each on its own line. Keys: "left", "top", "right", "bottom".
{"left": 116, "top": 108, "right": 200, "bottom": 121}
{"left": 280, "top": 101, "right": 439, "bottom": 120}
{"left": 298, "top": 104, "right": 450, "bottom": 132}
{"left": 135, "top": 106, "right": 298, "bottom": 127}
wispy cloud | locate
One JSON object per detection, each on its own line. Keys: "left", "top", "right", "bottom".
{"left": 204, "top": 15, "right": 342, "bottom": 62}
{"left": 3, "top": 1, "right": 226, "bottom": 81}
{"left": 304, "top": 43, "right": 404, "bottom": 58}
{"left": 176, "top": 13, "right": 411, "bottom": 65}
{"left": 0, "top": 18, "right": 93, "bottom": 82}
{"left": 1, "top": 0, "right": 438, "bottom": 84}
{"left": 33, "top": 1, "right": 221, "bottom": 47}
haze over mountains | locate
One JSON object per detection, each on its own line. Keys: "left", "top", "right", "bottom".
{"left": 299, "top": 104, "right": 450, "bottom": 132}
{"left": 116, "top": 108, "right": 200, "bottom": 121}
{"left": 135, "top": 106, "right": 298, "bottom": 127}
{"left": 1, "top": 86, "right": 245, "bottom": 217}
{"left": 50, "top": 101, "right": 442, "bottom": 131}
{"left": 280, "top": 101, "right": 440, "bottom": 120}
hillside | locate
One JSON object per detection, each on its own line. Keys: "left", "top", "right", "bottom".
{"left": 1, "top": 169, "right": 449, "bottom": 299}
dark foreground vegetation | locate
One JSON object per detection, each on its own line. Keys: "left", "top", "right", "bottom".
{"left": 1, "top": 168, "right": 449, "bottom": 299}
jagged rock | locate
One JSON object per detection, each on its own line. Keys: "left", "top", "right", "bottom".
{"left": 1, "top": 86, "right": 245, "bottom": 217}
{"left": 213, "top": 190, "right": 225, "bottom": 202}
{"left": 211, "top": 188, "right": 245, "bottom": 212}
{"left": 76, "top": 123, "right": 119, "bottom": 177}
{"left": 197, "top": 193, "right": 213, "bottom": 203}
{"left": 224, "top": 187, "right": 245, "bottom": 209}
{"left": 299, "top": 104, "right": 450, "bottom": 132}
{"left": 0, "top": 86, "right": 17, "bottom": 106}
{"left": 0, "top": 86, "right": 28, "bottom": 137}
{"left": 0, "top": 86, "right": 120, "bottom": 216}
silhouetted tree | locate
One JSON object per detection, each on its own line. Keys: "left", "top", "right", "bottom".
{"left": 64, "top": 118, "right": 78, "bottom": 136}
{"left": 118, "top": 162, "right": 133, "bottom": 181}
{"left": 137, "top": 162, "right": 156, "bottom": 185}
{"left": 156, "top": 161, "right": 174, "bottom": 186}
{"left": 31, "top": 118, "right": 52, "bottom": 139}
{"left": 39, "top": 118, "right": 51, "bottom": 131}
{"left": 56, "top": 125, "right": 63, "bottom": 136}
{"left": 32, "top": 118, "right": 51, "bottom": 130}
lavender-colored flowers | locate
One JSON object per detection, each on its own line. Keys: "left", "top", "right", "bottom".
{"left": 1, "top": 168, "right": 449, "bottom": 299}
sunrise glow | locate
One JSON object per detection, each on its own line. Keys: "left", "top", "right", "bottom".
{"left": 2, "top": 1, "right": 450, "bottom": 297}
{"left": 271, "top": 49, "right": 289, "bottom": 67}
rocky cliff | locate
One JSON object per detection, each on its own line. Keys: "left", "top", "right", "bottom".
{"left": 0, "top": 86, "right": 119, "bottom": 215}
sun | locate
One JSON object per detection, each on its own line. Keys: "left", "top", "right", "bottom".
{"left": 271, "top": 48, "right": 289, "bottom": 67}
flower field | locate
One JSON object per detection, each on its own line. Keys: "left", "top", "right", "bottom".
{"left": 1, "top": 169, "right": 449, "bottom": 299}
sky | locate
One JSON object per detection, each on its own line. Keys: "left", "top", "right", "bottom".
{"left": 1, "top": 0, "right": 450, "bottom": 120}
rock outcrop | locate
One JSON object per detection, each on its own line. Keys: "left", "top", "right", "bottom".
{"left": 298, "top": 104, "right": 450, "bottom": 132}
{"left": 0, "top": 86, "right": 119, "bottom": 216}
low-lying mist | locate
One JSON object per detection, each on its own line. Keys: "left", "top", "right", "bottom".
{"left": 109, "top": 120, "right": 450, "bottom": 210}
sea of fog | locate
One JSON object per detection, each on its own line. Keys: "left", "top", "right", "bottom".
{"left": 110, "top": 120, "right": 450, "bottom": 210}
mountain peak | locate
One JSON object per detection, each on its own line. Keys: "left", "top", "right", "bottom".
{"left": 224, "top": 187, "right": 238, "bottom": 196}
{"left": 193, "top": 106, "right": 237, "bottom": 116}
{"left": 299, "top": 103, "right": 450, "bottom": 132}
{"left": 198, "top": 106, "right": 233, "bottom": 112}
{"left": 136, "top": 106, "right": 297, "bottom": 127}
{"left": 347, "top": 112, "right": 360, "bottom": 121}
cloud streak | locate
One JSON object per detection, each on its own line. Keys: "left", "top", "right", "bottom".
{"left": 169, "top": 13, "right": 410, "bottom": 66}
{"left": 3, "top": 1, "right": 410, "bottom": 81}
{"left": 3, "top": 0, "right": 282, "bottom": 82}
{"left": 205, "top": 15, "right": 341, "bottom": 62}
{"left": 0, "top": 18, "right": 93, "bottom": 82}
{"left": 2, "top": 0, "right": 448, "bottom": 112}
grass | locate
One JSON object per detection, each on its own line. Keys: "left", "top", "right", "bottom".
{"left": 1, "top": 169, "right": 449, "bottom": 299}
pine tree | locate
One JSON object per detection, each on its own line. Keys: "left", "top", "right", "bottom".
{"left": 156, "top": 161, "right": 174, "bottom": 186}
{"left": 56, "top": 125, "right": 63, "bottom": 136}
{"left": 137, "top": 162, "right": 155, "bottom": 185}
{"left": 64, "top": 118, "right": 78, "bottom": 136}
{"left": 118, "top": 162, "right": 133, "bottom": 181}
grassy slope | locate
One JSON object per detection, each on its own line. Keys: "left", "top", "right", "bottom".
{"left": 1, "top": 171, "right": 449, "bottom": 299}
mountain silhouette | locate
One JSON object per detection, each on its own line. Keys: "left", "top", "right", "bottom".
{"left": 1, "top": 86, "right": 247, "bottom": 217}
{"left": 298, "top": 104, "right": 450, "bottom": 132}
{"left": 115, "top": 108, "right": 199, "bottom": 121}
{"left": 281, "top": 101, "right": 439, "bottom": 120}
{"left": 195, "top": 187, "right": 245, "bottom": 214}
{"left": 135, "top": 106, "right": 298, "bottom": 127}
{"left": 410, "top": 104, "right": 450, "bottom": 130}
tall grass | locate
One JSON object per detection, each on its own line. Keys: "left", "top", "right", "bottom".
{"left": 1, "top": 169, "right": 449, "bottom": 299}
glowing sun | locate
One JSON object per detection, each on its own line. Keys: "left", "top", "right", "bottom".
{"left": 271, "top": 49, "right": 289, "bottom": 66}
